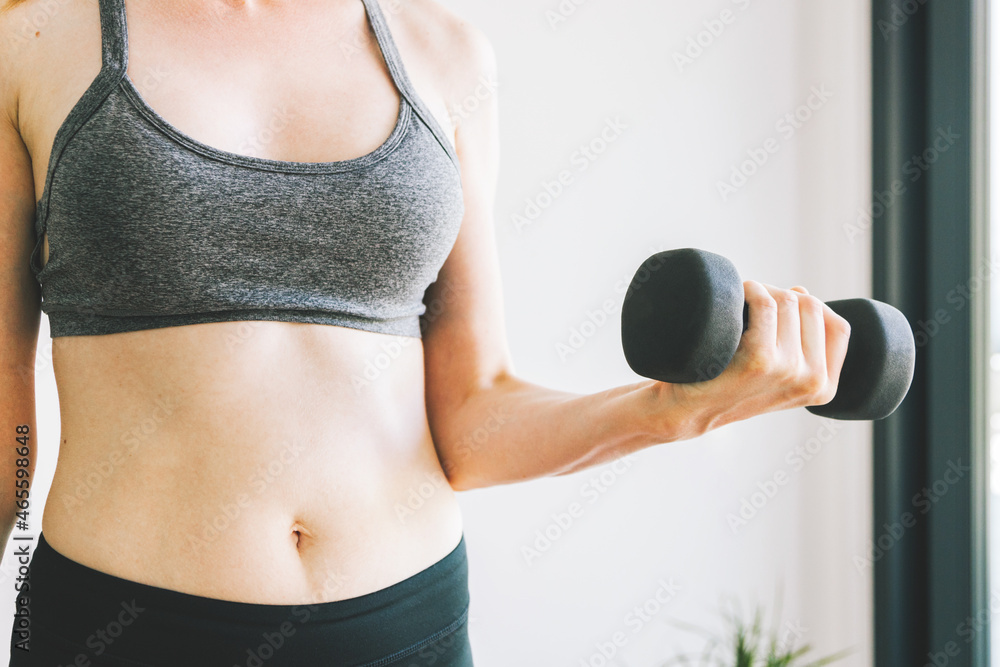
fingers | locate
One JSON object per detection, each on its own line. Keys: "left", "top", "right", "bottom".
{"left": 821, "top": 303, "right": 852, "bottom": 397}
{"left": 730, "top": 279, "right": 853, "bottom": 414}
{"left": 761, "top": 283, "right": 801, "bottom": 357}
{"left": 742, "top": 281, "right": 778, "bottom": 348}
{"left": 795, "top": 292, "right": 828, "bottom": 386}
{"left": 741, "top": 281, "right": 850, "bottom": 407}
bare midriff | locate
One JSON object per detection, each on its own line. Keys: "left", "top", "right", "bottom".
{"left": 41, "top": 323, "right": 464, "bottom": 604}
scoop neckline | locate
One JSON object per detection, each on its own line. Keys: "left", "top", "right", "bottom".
{"left": 118, "top": 73, "right": 412, "bottom": 175}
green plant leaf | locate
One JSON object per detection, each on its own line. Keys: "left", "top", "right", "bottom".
{"left": 663, "top": 598, "right": 853, "bottom": 667}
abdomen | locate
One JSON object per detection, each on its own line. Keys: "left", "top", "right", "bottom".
{"left": 41, "top": 319, "right": 464, "bottom": 604}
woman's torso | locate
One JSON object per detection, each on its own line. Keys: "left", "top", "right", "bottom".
{"left": 10, "top": 0, "right": 465, "bottom": 604}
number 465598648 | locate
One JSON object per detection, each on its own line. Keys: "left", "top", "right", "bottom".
{"left": 14, "top": 425, "right": 29, "bottom": 527}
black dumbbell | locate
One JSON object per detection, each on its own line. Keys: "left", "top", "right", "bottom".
{"left": 620, "top": 248, "right": 916, "bottom": 420}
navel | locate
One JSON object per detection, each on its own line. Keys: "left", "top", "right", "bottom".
{"left": 290, "top": 520, "right": 312, "bottom": 551}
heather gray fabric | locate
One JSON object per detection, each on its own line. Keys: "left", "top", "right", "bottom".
{"left": 29, "top": 0, "right": 465, "bottom": 338}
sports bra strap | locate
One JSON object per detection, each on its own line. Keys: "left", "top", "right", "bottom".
{"left": 97, "top": 0, "right": 129, "bottom": 72}
{"left": 359, "top": 0, "right": 460, "bottom": 169}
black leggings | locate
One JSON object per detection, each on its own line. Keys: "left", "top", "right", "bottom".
{"left": 9, "top": 532, "right": 473, "bottom": 666}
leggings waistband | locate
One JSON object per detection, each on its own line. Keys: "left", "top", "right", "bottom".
{"left": 12, "top": 532, "right": 472, "bottom": 667}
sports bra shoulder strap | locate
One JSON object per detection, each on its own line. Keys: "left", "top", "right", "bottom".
{"left": 359, "top": 0, "right": 460, "bottom": 171}
{"left": 98, "top": 0, "right": 129, "bottom": 72}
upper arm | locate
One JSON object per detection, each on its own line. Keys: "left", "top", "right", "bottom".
{"left": 420, "top": 16, "right": 513, "bottom": 415}
{"left": 0, "top": 14, "right": 42, "bottom": 536}
{"left": 0, "top": 23, "right": 43, "bottom": 388}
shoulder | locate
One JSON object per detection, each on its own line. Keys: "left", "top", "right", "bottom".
{"left": 0, "top": 0, "right": 101, "bottom": 132}
{"left": 0, "top": 2, "right": 26, "bottom": 128}
{"left": 381, "top": 0, "right": 497, "bottom": 110}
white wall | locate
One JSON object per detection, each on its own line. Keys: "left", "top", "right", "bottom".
{"left": 437, "top": 0, "right": 874, "bottom": 664}
{"left": 0, "top": 0, "right": 874, "bottom": 664}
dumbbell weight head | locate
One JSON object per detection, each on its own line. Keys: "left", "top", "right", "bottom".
{"left": 805, "top": 298, "right": 915, "bottom": 420}
{"left": 621, "top": 248, "right": 744, "bottom": 384}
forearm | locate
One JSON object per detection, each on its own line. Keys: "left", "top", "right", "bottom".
{"left": 433, "top": 372, "right": 711, "bottom": 491}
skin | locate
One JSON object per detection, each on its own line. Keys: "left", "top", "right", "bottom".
{"left": 0, "top": 0, "right": 851, "bottom": 605}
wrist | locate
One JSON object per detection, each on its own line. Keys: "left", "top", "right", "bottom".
{"left": 640, "top": 380, "right": 721, "bottom": 443}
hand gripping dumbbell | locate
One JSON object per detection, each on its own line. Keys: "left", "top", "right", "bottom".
{"left": 620, "top": 248, "right": 916, "bottom": 420}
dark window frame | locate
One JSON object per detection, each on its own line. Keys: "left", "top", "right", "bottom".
{"left": 872, "top": 0, "right": 991, "bottom": 665}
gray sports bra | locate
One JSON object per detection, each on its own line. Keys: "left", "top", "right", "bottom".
{"left": 29, "top": 0, "right": 465, "bottom": 338}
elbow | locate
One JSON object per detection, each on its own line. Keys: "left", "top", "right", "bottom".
{"left": 440, "top": 457, "right": 478, "bottom": 492}
{"left": 430, "top": 375, "right": 518, "bottom": 493}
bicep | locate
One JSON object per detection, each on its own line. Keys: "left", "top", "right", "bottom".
{"left": 420, "top": 30, "right": 513, "bottom": 415}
